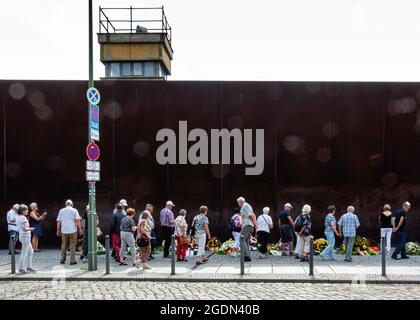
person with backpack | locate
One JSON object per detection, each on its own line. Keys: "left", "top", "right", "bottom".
{"left": 256, "top": 207, "right": 273, "bottom": 258}
{"left": 228, "top": 208, "right": 242, "bottom": 257}
{"left": 296, "top": 204, "right": 312, "bottom": 262}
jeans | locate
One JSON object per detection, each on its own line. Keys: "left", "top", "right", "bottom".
{"left": 257, "top": 231, "right": 269, "bottom": 254}
{"left": 120, "top": 231, "right": 136, "bottom": 264}
{"left": 60, "top": 232, "right": 78, "bottom": 264}
{"left": 232, "top": 231, "right": 241, "bottom": 249}
{"left": 343, "top": 236, "right": 355, "bottom": 260}
{"left": 392, "top": 231, "right": 407, "bottom": 258}
{"left": 196, "top": 233, "right": 207, "bottom": 257}
{"left": 18, "top": 235, "right": 33, "bottom": 271}
{"left": 240, "top": 225, "right": 254, "bottom": 259}
{"left": 8, "top": 230, "right": 19, "bottom": 253}
{"left": 321, "top": 231, "right": 336, "bottom": 260}
{"left": 380, "top": 228, "right": 392, "bottom": 253}
{"left": 162, "top": 226, "right": 174, "bottom": 257}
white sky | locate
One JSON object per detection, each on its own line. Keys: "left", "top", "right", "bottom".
{"left": 1, "top": 0, "right": 420, "bottom": 81}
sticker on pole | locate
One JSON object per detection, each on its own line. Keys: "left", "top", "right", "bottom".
{"left": 87, "top": 87, "right": 101, "bottom": 105}
{"left": 86, "top": 142, "right": 100, "bottom": 161}
{"left": 90, "top": 104, "right": 100, "bottom": 141}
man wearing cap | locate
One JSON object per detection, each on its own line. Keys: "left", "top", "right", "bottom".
{"left": 7, "top": 204, "right": 20, "bottom": 255}
{"left": 160, "top": 201, "right": 176, "bottom": 258}
{"left": 392, "top": 201, "right": 411, "bottom": 260}
{"left": 56, "top": 200, "right": 82, "bottom": 265}
{"left": 278, "top": 203, "right": 295, "bottom": 256}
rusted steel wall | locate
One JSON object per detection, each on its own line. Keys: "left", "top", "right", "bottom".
{"left": 1, "top": 80, "right": 420, "bottom": 247}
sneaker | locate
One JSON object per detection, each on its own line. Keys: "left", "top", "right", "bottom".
{"left": 27, "top": 268, "right": 37, "bottom": 273}
{"left": 143, "top": 264, "right": 152, "bottom": 270}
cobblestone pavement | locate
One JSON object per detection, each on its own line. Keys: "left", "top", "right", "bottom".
{"left": 1, "top": 280, "right": 420, "bottom": 300}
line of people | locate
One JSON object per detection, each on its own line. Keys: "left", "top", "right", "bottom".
{"left": 227, "top": 200, "right": 412, "bottom": 262}
{"left": 5, "top": 197, "right": 413, "bottom": 274}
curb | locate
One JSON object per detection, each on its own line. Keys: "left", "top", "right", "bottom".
{"left": 1, "top": 276, "right": 420, "bottom": 284}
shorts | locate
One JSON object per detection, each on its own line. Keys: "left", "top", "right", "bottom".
{"left": 280, "top": 224, "right": 293, "bottom": 242}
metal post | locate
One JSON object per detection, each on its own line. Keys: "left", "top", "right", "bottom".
{"left": 130, "top": 6, "right": 132, "bottom": 33}
{"left": 87, "top": 0, "right": 98, "bottom": 271}
{"left": 10, "top": 235, "right": 16, "bottom": 274}
{"left": 381, "top": 236, "right": 386, "bottom": 277}
{"left": 105, "top": 235, "right": 110, "bottom": 275}
{"left": 171, "top": 235, "right": 176, "bottom": 275}
{"left": 240, "top": 235, "right": 245, "bottom": 275}
{"left": 309, "top": 237, "right": 314, "bottom": 276}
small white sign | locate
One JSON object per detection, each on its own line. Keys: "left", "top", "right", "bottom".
{"left": 86, "top": 171, "right": 100, "bottom": 181}
{"left": 91, "top": 128, "right": 100, "bottom": 141}
{"left": 86, "top": 160, "right": 100, "bottom": 171}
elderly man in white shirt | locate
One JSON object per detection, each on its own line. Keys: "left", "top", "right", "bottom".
{"left": 56, "top": 200, "right": 82, "bottom": 265}
{"left": 7, "top": 204, "right": 20, "bottom": 255}
{"left": 237, "top": 196, "right": 258, "bottom": 262}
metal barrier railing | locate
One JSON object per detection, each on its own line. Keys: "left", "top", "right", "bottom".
{"left": 171, "top": 235, "right": 176, "bottom": 275}
{"left": 10, "top": 234, "right": 16, "bottom": 274}
{"left": 309, "top": 236, "right": 314, "bottom": 276}
{"left": 105, "top": 235, "right": 110, "bottom": 275}
{"left": 240, "top": 235, "right": 245, "bottom": 275}
{"left": 99, "top": 6, "right": 172, "bottom": 44}
{"left": 381, "top": 236, "right": 386, "bottom": 277}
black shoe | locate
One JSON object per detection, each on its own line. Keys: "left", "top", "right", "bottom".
{"left": 401, "top": 256, "right": 410, "bottom": 259}
{"left": 244, "top": 257, "right": 252, "bottom": 262}
{"left": 163, "top": 255, "right": 170, "bottom": 258}
{"left": 70, "top": 262, "right": 77, "bottom": 265}
{"left": 60, "top": 261, "right": 65, "bottom": 264}
{"left": 391, "top": 256, "right": 400, "bottom": 260}
{"left": 177, "top": 258, "right": 184, "bottom": 262}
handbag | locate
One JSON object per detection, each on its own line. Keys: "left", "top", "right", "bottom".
{"left": 137, "top": 236, "right": 150, "bottom": 247}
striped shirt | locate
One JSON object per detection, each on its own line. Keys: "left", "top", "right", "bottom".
{"left": 160, "top": 208, "right": 175, "bottom": 227}
{"left": 337, "top": 212, "right": 360, "bottom": 237}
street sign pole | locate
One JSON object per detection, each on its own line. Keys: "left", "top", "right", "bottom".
{"left": 87, "top": 0, "right": 97, "bottom": 271}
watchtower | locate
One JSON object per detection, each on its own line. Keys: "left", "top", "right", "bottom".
{"left": 98, "top": 6, "right": 173, "bottom": 80}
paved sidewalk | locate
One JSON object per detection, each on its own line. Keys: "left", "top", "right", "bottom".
{"left": 1, "top": 250, "right": 419, "bottom": 283}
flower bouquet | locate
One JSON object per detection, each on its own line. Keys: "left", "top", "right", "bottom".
{"left": 406, "top": 242, "right": 420, "bottom": 255}
{"left": 217, "top": 239, "right": 236, "bottom": 255}
{"left": 207, "top": 238, "right": 220, "bottom": 252}
{"left": 313, "top": 238, "right": 328, "bottom": 255}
